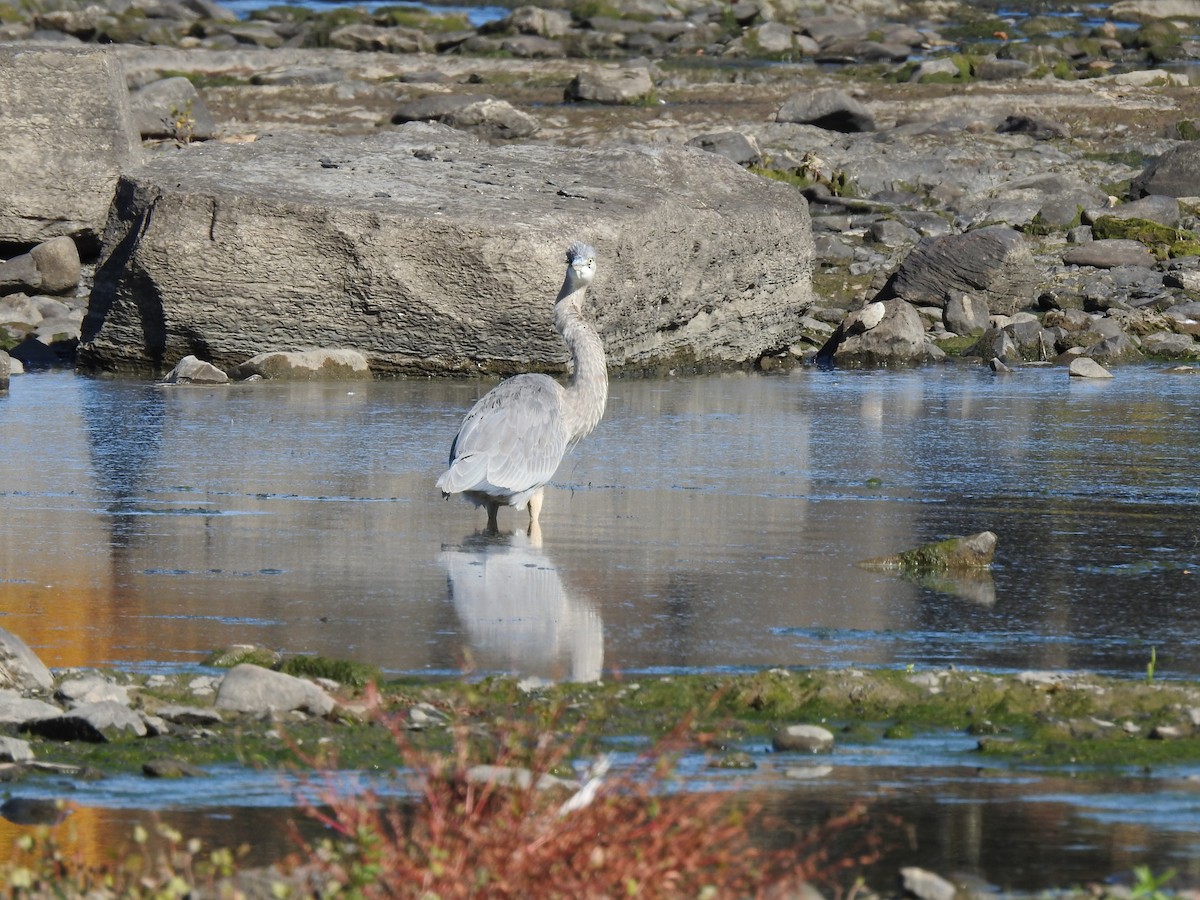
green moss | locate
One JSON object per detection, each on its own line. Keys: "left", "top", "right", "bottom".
{"left": 1091, "top": 215, "right": 1200, "bottom": 259}
{"left": 375, "top": 6, "right": 468, "bottom": 31}
{"left": 279, "top": 655, "right": 383, "bottom": 688}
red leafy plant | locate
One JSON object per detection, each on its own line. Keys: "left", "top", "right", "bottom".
{"left": 291, "top": 688, "right": 883, "bottom": 899}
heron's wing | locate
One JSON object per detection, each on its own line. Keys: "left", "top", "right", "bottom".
{"left": 437, "top": 374, "right": 570, "bottom": 495}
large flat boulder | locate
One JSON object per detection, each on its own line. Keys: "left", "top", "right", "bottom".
{"left": 0, "top": 46, "right": 143, "bottom": 252}
{"left": 79, "top": 125, "right": 814, "bottom": 377}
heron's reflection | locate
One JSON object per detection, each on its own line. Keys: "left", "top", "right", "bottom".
{"left": 439, "top": 526, "right": 604, "bottom": 683}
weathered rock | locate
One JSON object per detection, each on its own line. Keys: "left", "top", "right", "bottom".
{"left": 817, "top": 299, "right": 939, "bottom": 368}
{"left": 329, "top": 24, "right": 432, "bottom": 53}
{"left": 129, "top": 75, "right": 218, "bottom": 141}
{"left": 1069, "top": 357, "right": 1114, "bottom": 378}
{"left": 0, "top": 627, "right": 54, "bottom": 693}
{"left": 1062, "top": 239, "right": 1158, "bottom": 269}
{"left": 860, "top": 531, "right": 997, "bottom": 573}
{"left": 685, "top": 131, "right": 762, "bottom": 167}
{"left": 877, "top": 226, "right": 1039, "bottom": 315}
{"left": 57, "top": 677, "right": 130, "bottom": 707}
{"left": 29, "top": 237, "right": 82, "bottom": 294}
{"left": 79, "top": 126, "right": 813, "bottom": 378}
{"left": 22, "top": 701, "right": 148, "bottom": 742}
{"left": 504, "top": 6, "right": 571, "bottom": 38}
{"left": 391, "top": 93, "right": 539, "bottom": 140}
{"left": 214, "top": 663, "right": 336, "bottom": 716}
{"left": 943, "top": 292, "right": 989, "bottom": 336}
{"left": 1142, "top": 331, "right": 1200, "bottom": 358}
{"left": 0, "top": 351, "right": 10, "bottom": 390}
{"left": 1131, "top": 140, "right": 1200, "bottom": 198}
{"left": 232, "top": 349, "right": 371, "bottom": 381}
{"left": 0, "top": 46, "right": 143, "bottom": 250}
{"left": 0, "top": 736, "right": 34, "bottom": 763}
{"left": 565, "top": 66, "right": 654, "bottom": 104}
{"left": 1083, "top": 194, "right": 1180, "bottom": 228}
{"left": 772, "top": 724, "right": 835, "bottom": 753}
{"left": 162, "top": 354, "right": 230, "bottom": 384}
{"left": 776, "top": 88, "right": 875, "bottom": 132}
{"left": 0, "top": 691, "right": 62, "bottom": 725}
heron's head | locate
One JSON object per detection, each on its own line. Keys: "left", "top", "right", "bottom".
{"left": 563, "top": 241, "right": 597, "bottom": 290}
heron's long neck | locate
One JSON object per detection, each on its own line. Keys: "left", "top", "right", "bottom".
{"left": 555, "top": 283, "right": 608, "bottom": 441}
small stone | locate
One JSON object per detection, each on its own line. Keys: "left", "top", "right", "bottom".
{"left": 772, "top": 724, "right": 835, "bottom": 753}
{"left": 1150, "top": 725, "right": 1185, "bottom": 740}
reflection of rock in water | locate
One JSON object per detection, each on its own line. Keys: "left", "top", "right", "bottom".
{"left": 918, "top": 571, "right": 997, "bottom": 607}
{"left": 439, "top": 530, "right": 603, "bottom": 683}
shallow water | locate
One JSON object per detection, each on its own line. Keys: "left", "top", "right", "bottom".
{"left": 1, "top": 365, "right": 1199, "bottom": 888}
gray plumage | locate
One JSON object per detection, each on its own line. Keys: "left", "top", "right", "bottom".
{"left": 436, "top": 241, "right": 608, "bottom": 531}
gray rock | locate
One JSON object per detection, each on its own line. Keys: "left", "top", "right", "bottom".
{"left": 900, "top": 866, "right": 958, "bottom": 900}
{"left": 0, "top": 736, "right": 34, "bottom": 763}
{"left": 817, "top": 299, "right": 939, "bottom": 367}
{"left": 772, "top": 724, "right": 835, "bottom": 753}
{"left": 0, "top": 254, "right": 41, "bottom": 295}
{"left": 129, "top": 75, "right": 218, "bottom": 141}
{"left": 860, "top": 531, "right": 998, "bottom": 572}
{"left": 57, "top": 676, "right": 130, "bottom": 707}
{"left": 0, "top": 351, "right": 9, "bottom": 390}
{"left": 22, "top": 700, "right": 148, "bottom": 742}
{"left": 776, "top": 88, "right": 875, "bottom": 132}
{"left": 1083, "top": 194, "right": 1180, "bottom": 227}
{"left": 505, "top": 6, "right": 571, "bottom": 38}
{"left": 391, "top": 93, "right": 494, "bottom": 125}
{"left": 79, "top": 126, "right": 813, "bottom": 378}
{"left": 1069, "top": 357, "right": 1114, "bottom": 378}
{"left": 974, "top": 57, "right": 1032, "bottom": 80}
{"left": 752, "top": 21, "right": 797, "bottom": 54}
{"left": 943, "top": 292, "right": 990, "bottom": 336}
{"left": 215, "top": 663, "right": 336, "bottom": 716}
{"left": 685, "top": 131, "right": 762, "bottom": 167}
{"left": 439, "top": 98, "right": 540, "bottom": 140}
{"left": 866, "top": 219, "right": 918, "bottom": 248}
{"left": 29, "top": 237, "right": 81, "bottom": 294}
{"left": 1131, "top": 140, "right": 1200, "bottom": 198}
{"left": 565, "top": 66, "right": 654, "bottom": 104}
{"left": 232, "top": 349, "right": 371, "bottom": 381}
{"left": 0, "top": 690, "right": 62, "bottom": 725}
{"left": 329, "top": 24, "right": 431, "bottom": 53}
{"left": 0, "top": 627, "right": 54, "bottom": 693}
{"left": 0, "top": 46, "right": 142, "bottom": 249}
{"left": 161, "top": 354, "right": 230, "bottom": 384}
{"left": 878, "top": 226, "right": 1039, "bottom": 315}
{"left": 1143, "top": 332, "right": 1200, "bottom": 357}
{"left": 500, "top": 35, "right": 565, "bottom": 58}
{"left": 1062, "top": 239, "right": 1157, "bottom": 269}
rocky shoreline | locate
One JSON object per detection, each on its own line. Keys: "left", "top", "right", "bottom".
{"left": 1, "top": 0, "right": 1200, "bottom": 381}
{"left": 4, "top": 620, "right": 1200, "bottom": 897}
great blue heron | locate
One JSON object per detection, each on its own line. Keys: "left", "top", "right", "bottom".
{"left": 436, "top": 241, "right": 608, "bottom": 533}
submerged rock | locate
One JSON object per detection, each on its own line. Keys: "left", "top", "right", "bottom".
{"left": 860, "top": 531, "right": 998, "bottom": 573}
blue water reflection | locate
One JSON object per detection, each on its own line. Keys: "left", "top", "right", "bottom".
{"left": 0, "top": 366, "right": 1197, "bottom": 679}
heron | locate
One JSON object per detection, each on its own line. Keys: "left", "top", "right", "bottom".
{"left": 436, "top": 241, "right": 608, "bottom": 534}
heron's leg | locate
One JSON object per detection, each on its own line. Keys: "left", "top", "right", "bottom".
{"left": 486, "top": 501, "right": 500, "bottom": 533}
{"left": 528, "top": 488, "right": 544, "bottom": 527}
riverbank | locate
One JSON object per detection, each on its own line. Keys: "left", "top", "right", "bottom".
{"left": 3, "top": 0, "right": 1200, "bottom": 376}
{"left": 5, "top": 635, "right": 1200, "bottom": 896}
